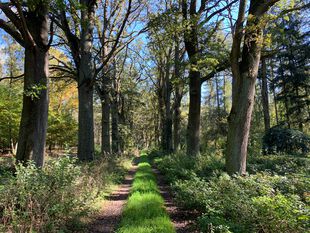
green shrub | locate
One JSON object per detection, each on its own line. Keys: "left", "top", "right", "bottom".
{"left": 263, "top": 126, "right": 310, "bottom": 155}
{"left": 173, "top": 173, "right": 309, "bottom": 233}
{"left": 156, "top": 152, "right": 195, "bottom": 183}
{"left": 156, "top": 151, "right": 225, "bottom": 182}
{"left": 248, "top": 154, "right": 309, "bottom": 175}
{"left": 0, "top": 156, "right": 129, "bottom": 232}
{"left": 0, "top": 157, "right": 84, "bottom": 232}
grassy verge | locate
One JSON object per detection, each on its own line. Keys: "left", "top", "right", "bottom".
{"left": 116, "top": 155, "right": 175, "bottom": 233}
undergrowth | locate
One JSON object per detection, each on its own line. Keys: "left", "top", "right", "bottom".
{"left": 0, "top": 154, "right": 132, "bottom": 232}
{"left": 154, "top": 149, "right": 309, "bottom": 233}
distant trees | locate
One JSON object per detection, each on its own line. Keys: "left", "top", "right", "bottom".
{"left": 272, "top": 15, "right": 310, "bottom": 131}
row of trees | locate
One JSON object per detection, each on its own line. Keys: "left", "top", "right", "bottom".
{"left": 0, "top": 0, "right": 309, "bottom": 175}
{"left": 144, "top": 0, "right": 309, "bottom": 174}
{"left": 0, "top": 0, "right": 145, "bottom": 166}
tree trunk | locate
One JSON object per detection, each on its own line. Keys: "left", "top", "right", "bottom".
{"left": 226, "top": 0, "right": 279, "bottom": 175}
{"left": 77, "top": 0, "right": 95, "bottom": 161}
{"left": 16, "top": 47, "right": 49, "bottom": 167}
{"left": 101, "top": 91, "right": 111, "bottom": 154}
{"left": 226, "top": 74, "right": 256, "bottom": 175}
{"left": 163, "top": 63, "right": 173, "bottom": 153}
{"left": 186, "top": 69, "right": 201, "bottom": 156}
{"left": 111, "top": 99, "right": 120, "bottom": 154}
{"left": 78, "top": 81, "right": 94, "bottom": 161}
{"left": 183, "top": 9, "right": 201, "bottom": 157}
{"left": 173, "top": 88, "right": 182, "bottom": 152}
{"left": 260, "top": 58, "right": 271, "bottom": 132}
{"left": 173, "top": 39, "right": 183, "bottom": 152}
{"left": 16, "top": 12, "right": 49, "bottom": 167}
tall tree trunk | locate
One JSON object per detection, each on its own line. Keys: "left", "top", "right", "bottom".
{"left": 163, "top": 63, "right": 173, "bottom": 153}
{"left": 173, "top": 39, "right": 183, "bottom": 152}
{"left": 182, "top": 4, "right": 201, "bottom": 156}
{"left": 173, "top": 87, "right": 182, "bottom": 152}
{"left": 16, "top": 47, "right": 49, "bottom": 167}
{"left": 186, "top": 69, "right": 201, "bottom": 156}
{"left": 101, "top": 90, "right": 111, "bottom": 154}
{"left": 16, "top": 11, "right": 49, "bottom": 167}
{"left": 111, "top": 99, "right": 120, "bottom": 153}
{"left": 260, "top": 58, "right": 271, "bottom": 132}
{"left": 77, "top": 0, "right": 95, "bottom": 161}
{"left": 226, "top": 0, "right": 279, "bottom": 175}
{"left": 78, "top": 81, "right": 94, "bottom": 161}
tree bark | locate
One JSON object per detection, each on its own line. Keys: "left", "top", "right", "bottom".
{"left": 101, "top": 88, "right": 111, "bottom": 154}
{"left": 78, "top": 81, "right": 94, "bottom": 161}
{"left": 186, "top": 69, "right": 201, "bottom": 156}
{"left": 111, "top": 75, "right": 121, "bottom": 154}
{"left": 16, "top": 10, "right": 49, "bottom": 167}
{"left": 173, "top": 86, "right": 182, "bottom": 152}
{"left": 182, "top": 0, "right": 202, "bottom": 157}
{"left": 77, "top": 0, "right": 95, "bottom": 161}
{"left": 260, "top": 58, "right": 271, "bottom": 132}
{"left": 16, "top": 47, "right": 49, "bottom": 167}
{"left": 78, "top": 0, "right": 95, "bottom": 161}
{"left": 226, "top": 0, "right": 279, "bottom": 175}
{"left": 163, "top": 62, "right": 173, "bottom": 153}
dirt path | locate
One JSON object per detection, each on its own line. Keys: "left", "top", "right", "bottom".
{"left": 88, "top": 166, "right": 137, "bottom": 233}
{"left": 154, "top": 169, "right": 199, "bottom": 233}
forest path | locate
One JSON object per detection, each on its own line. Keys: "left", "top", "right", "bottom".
{"left": 87, "top": 166, "right": 137, "bottom": 233}
{"left": 154, "top": 168, "right": 199, "bottom": 233}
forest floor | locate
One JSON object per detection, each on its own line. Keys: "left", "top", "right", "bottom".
{"left": 87, "top": 166, "right": 137, "bottom": 233}
{"left": 154, "top": 168, "right": 199, "bottom": 233}
{"left": 87, "top": 157, "right": 195, "bottom": 233}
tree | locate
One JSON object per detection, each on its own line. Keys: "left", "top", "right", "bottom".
{"left": 226, "top": 0, "right": 280, "bottom": 175}
{"left": 272, "top": 15, "right": 310, "bottom": 131}
{"left": 52, "top": 0, "right": 97, "bottom": 161}
{"left": 94, "top": 0, "right": 144, "bottom": 155}
{"left": 259, "top": 57, "right": 271, "bottom": 132}
{"left": 0, "top": 0, "right": 52, "bottom": 166}
{"left": 181, "top": 0, "right": 235, "bottom": 156}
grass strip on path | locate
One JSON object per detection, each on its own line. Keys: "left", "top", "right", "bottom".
{"left": 116, "top": 155, "right": 175, "bottom": 233}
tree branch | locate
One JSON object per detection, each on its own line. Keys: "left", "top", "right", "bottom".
{"left": 0, "top": 19, "right": 25, "bottom": 46}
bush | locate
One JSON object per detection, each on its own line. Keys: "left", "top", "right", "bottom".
{"left": 263, "top": 126, "right": 310, "bottom": 154}
{"left": 248, "top": 154, "right": 309, "bottom": 175}
{"left": 155, "top": 150, "right": 309, "bottom": 233}
{"left": 156, "top": 151, "right": 224, "bottom": 183}
{"left": 173, "top": 173, "right": 308, "bottom": 233}
{"left": 0, "top": 156, "right": 129, "bottom": 232}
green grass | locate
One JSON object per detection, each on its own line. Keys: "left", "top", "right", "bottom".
{"left": 116, "top": 155, "right": 175, "bottom": 233}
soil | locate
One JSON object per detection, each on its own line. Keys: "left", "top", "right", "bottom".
{"left": 87, "top": 167, "right": 137, "bottom": 233}
{"left": 154, "top": 168, "right": 199, "bottom": 233}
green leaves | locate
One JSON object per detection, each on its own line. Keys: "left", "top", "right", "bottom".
{"left": 24, "top": 83, "right": 47, "bottom": 100}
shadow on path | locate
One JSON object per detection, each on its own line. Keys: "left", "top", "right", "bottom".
{"left": 87, "top": 167, "right": 137, "bottom": 233}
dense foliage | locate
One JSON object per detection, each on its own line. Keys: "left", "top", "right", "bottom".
{"left": 154, "top": 151, "right": 309, "bottom": 233}
{"left": 0, "top": 156, "right": 130, "bottom": 232}
{"left": 263, "top": 126, "right": 310, "bottom": 154}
